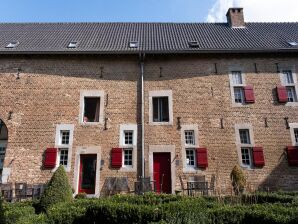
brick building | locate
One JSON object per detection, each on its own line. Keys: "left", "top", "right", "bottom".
{"left": 0, "top": 8, "right": 298, "bottom": 196}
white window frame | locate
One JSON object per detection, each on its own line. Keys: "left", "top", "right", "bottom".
{"left": 55, "top": 124, "right": 74, "bottom": 172}
{"left": 279, "top": 67, "right": 298, "bottom": 106}
{"left": 149, "top": 90, "right": 173, "bottom": 125}
{"left": 235, "top": 124, "right": 255, "bottom": 169}
{"left": 0, "top": 141, "right": 7, "bottom": 170}
{"left": 119, "top": 124, "right": 137, "bottom": 171}
{"left": 79, "top": 90, "right": 105, "bottom": 125}
{"left": 229, "top": 67, "right": 246, "bottom": 107}
{"left": 289, "top": 123, "right": 298, "bottom": 146}
{"left": 181, "top": 124, "right": 200, "bottom": 172}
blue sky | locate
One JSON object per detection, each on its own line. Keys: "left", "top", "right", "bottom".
{"left": 0, "top": 0, "right": 214, "bottom": 23}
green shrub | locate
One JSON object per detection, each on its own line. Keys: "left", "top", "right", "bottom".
{"left": 75, "top": 192, "right": 87, "bottom": 199}
{"left": 0, "top": 195, "right": 5, "bottom": 224}
{"left": 39, "top": 165, "right": 73, "bottom": 211}
{"left": 4, "top": 202, "right": 36, "bottom": 224}
{"left": 231, "top": 165, "right": 246, "bottom": 195}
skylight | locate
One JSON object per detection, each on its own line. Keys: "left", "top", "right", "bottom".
{"left": 6, "top": 41, "right": 19, "bottom": 48}
{"left": 288, "top": 41, "right": 298, "bottom": 46}
{"left": 68, "top": 41, "right": 78, "bottom": 48}
{"left": 129, "top": 41, "right": 138, "bottom": 48}
{"left": 188, "top": 41, "right": 199, "bottom": 48}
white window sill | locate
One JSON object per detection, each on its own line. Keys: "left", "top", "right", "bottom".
{"left": 285, "top": 102, "right": 298, "bottom": 107}
{"left": 149, "top": 121, "right": 173, "bottom": 126}
{"left": 120, "top": 167, "right": 136, "bottom": 172}
{"left": 80, "top": 122, "right": 103, "bottom": 126}
{"left": 183, "top": 167, "right": 201, "bottom": 173}
{"left": 240, "top": 164, "right": 253, "bottom": 170}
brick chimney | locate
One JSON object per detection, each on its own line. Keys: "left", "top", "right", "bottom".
{"left": 226, "top": 8, "right": 245, "bottom": 28}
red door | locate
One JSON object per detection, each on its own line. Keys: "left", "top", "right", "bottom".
{"left": 153, "top": 153, "right": 171, "bottom": 194}
{"left": 78, "top": 154, "right": 97, "bottom": 194}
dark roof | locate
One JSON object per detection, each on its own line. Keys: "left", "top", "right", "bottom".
{"left": 0, "top": 22, "right": 298, "bottom": 54}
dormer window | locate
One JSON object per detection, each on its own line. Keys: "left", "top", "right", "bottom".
{"left": 129, "top": 41, "right": 138, "bottom": 48}
{"left": 288, "top": 41, "right": 298, "bottom": 47}
{"left": 68, "top": 41, "right": 78, "bottom": 48}
{"left": 188, "top": 41, "right": 199, "bottom": 48}
{"left": 6, "top": 41, "right": 19, "bottom": 48}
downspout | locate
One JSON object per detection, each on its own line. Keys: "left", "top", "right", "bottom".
{"left": 139, "top": 53, "right": 145, "bottom": 178}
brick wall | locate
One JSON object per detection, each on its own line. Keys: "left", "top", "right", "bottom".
{"left": 0, "top": 53, "right": 297, "bottom": 195}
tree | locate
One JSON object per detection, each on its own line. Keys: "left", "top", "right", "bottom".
{"left": 230, "top": 165, "right": 246, "bottom": 195}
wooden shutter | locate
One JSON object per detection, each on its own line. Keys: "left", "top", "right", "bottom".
{"left": 196, "top": 148, "right": 208, "bottom": 168}
{"left": 276, "top": 86, "right": 288, "bottom": 103}
{"left": 252, "top": 147, "right": 265, "bottom": 167}
{"left": 44, "top": 148, "right": 57, "bottom": 169}
{"left": 244, "top": 85, "right": 255, "bottom": 103}
{"left": 111, "top": 148, "right": 122, "bottom": 168}
{"left": 286, "top": 146, "right": 298, "bottom": 166}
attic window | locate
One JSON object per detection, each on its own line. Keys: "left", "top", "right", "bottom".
{"left": 68, "top": 42, "right": 78, "bottom": 48}
{"left": 288, "top": 41, "right": 298, "bottom": 46}
{"left": 188, "top": 41, "right": 199, "bottom": 48}
{"left": 129, "top": 41, "right": 138, "bottom": 48}
{"left": 6, "top": 41, "right": 19, "bottom": 48}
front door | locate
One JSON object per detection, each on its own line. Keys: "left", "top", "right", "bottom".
{"left": 79, "top": 154, "right": 97, "bottom": 194}
{"left": 153, "top": 153, "right": 171, "bottom": 194}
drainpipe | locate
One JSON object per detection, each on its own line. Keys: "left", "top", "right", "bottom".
{"left": 139, "top": 53, "right": 145, "bottom": 178}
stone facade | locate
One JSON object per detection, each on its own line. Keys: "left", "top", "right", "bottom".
{"left": 0, "top": 53, "right": 298, "bottom": 195}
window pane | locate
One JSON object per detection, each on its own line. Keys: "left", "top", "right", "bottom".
{"left": 161, "top": 97, "right": 169, "bottom": 122}
{"left": 185, "top": 130, "right": 195, "bottom": 145}
{"left": 294, "top": 129, "right": 298, "bottom": 143}
{"left": 60, "top": 130, "right": 70, "bottom": 145}
{"left": 152, "top": 97, "right": 169, "bottom": 122}
{"left": 84, "top": 97, "right": 100, "bottom": 122}
{"left": 124, "top": 131, "right": 133, "bottom": 145}
{"left": 152, "top": 98, "right": 159, "bottom": 122}
{"left": 59, "top": 148, "right": 68, "bottom": 167}
{"left": 286, "top": 87, "right": 297, "bottom": 102}
{"left": 283, "top": 70, "right": 294, "bottom": 84}
{"left": 186, "top": 149, "right": 195, "bottom": 167}
{"left": 232, "top": 71, "right": 242, "bottom": 85}
{"left": 234, "top": 87, "right": 244, "bottom": 103}
{"left": 241, "top": 148, "right": 251, "bottom": 166}
{"left": 239, "top": 129, "right": 250, "bottom": 144}
{"left": 124, "top": 149, "right": 133, "bottom": 166}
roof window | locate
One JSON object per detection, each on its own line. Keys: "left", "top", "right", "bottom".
{"left": 6, "top": 41, "right": 19, "bottom": 48}
{"left": 67, "top": 41, "right": 78, "bottom": 48}
{"left": 188, "top": 41, "right": 199, "bottom": 48}
{"left": 129, "top": 41, "right": 138, "bottom": 48}
{"left": 288, "top": 41, "right": 298, "bottom": 46}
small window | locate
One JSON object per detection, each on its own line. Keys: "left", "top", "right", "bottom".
{"left": 60, "top": 130, "right": 70, "bottom": 145}
{"left": 294, "top": 129, "right": 298, "bottom": 143}
{"left": 239, "top": 129, "right": 250, "bottom": 144}
{"left": 232, "top": 71, "right": 243, "bottom": 85}
{"left": 188, "top": 41, "right": 199, "bottom": 48}
{"left": 123, "top": 149, "right": 133, "bottom": 166}
{"left": 59, "top": 148, "right": 69, "bottom": 166}
{"left": 286, "top": 87, "right": 297, "bottom": 102}
{"left": 6, "top": 41, "right": 19, "bottom": 48}
{"left": 68, "top": 41, "right": 77, "bottom": 48}
{"left": 288, "top": 41, "right": 298, "bottom": 46}
{"left": 129, "top": 41, "right": 138, "bottom": 48}
{"left": 185, "top": 130, "right": 195, "bottom": 145}
{"left": 234, "top": 87, "right": 244, "bottom": 103}
{"left": 124, "top": 131, "right": 133, "bottom": 145}
{"left": 153, "top": 97, "right": 169, "bottom": 122}
{"left": 283, "top": 70, "right": 294, "bottom": 84}
{"left": 241, "top": 148, "right": 251, "bottom": 166}
{"left": 83, "top": 97, "right": 100, "bottom": 122}
{"left": 186, "top": 149, "right": 195, "bottom": 167}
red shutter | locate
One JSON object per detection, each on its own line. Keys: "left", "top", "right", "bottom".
{"left": 276, "top": 86, "right": 288, "bottom": 103}
{"left": 252, "top": 147, "right": 265, "bottom": 167}
{"left": 44, "top": 148, "right": 57, "bottom": 169}
{"left": 196, "top": 148, "right": 208, "bottom": 169}
{"left": 244, "top": 85, "right": 255, "bottom": 103}
{"left": 111, "top": 148, "right": 122, "bottom": 168}
{"left": 286, "top": 146, "right": 298, "bottom": 166}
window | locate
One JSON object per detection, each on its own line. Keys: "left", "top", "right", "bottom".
{"left": 129, "top": 41, "right": 138, "bottom": 48}
{"left": 281, "top": 70, "right": 298, "bottom": 103}
{"left": 230, "top": 71, "right": 245, "bottom": 105}
{"left": 185, "top": 130, "right": 195, "bottom": 145}
{"left": 55, "top": 124, "right": 74, "bottom": 171}
{"left": 83, "top": 97, "right": 100, "bottom": 122}
{"left": 124, "top": 131, "right": 133, "bottom": 145}
{"left": 239, "top": 129, "right": 250, "bottom": 144}
{"left": 153, "top": 97, "right": 169, "bottom": 122}
{"left": 289, "top": 124, "right": 298, "bottom": 146}
{"left": 186, "top": 149, "right": 195, "bottom": 167}
{"left": 241, "top": 148, "right": 251, "bottom": 166}
{"left": 6, "top": 41, "right": 19, "bottom": 48}
{"left": 123, "top": 149, "right": 133, "bottom": 166}
{"left": 0, "top": 144, "right": 6, "bottom": 170}
{"left": 68, "top": 41, "right": 77, "bottom": 48}
{"left": 236, "top": 126, "right": 253, "bottom": 168}
{"left": 294, "top": 129, "right": 298, "bottom": 144}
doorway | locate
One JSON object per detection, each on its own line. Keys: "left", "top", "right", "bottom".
{"left": 153, "top": 153, "right": 172, "bottom": 194}
{"left": 78, "top": 154, "right": 97, "bottom": 194}
{"left": 0, "top": 119, "right": 8, "bottom": 175}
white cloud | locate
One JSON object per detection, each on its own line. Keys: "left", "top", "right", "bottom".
{"left": 206, "top": 0, "right": 298, "bottom": 22}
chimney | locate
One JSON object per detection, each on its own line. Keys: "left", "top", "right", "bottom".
{"left": 226, "top": 8, "right": 245, "bottom": 28}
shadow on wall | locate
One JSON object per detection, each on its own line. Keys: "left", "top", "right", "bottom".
{"left": 259, "top": 149, "right": 298, "bottom": 191}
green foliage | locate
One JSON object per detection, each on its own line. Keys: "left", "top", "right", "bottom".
{"left": 39, "top": 165, "right": 73, "bottom": 211}
{"left": 0, "top": 195, "right": 5, "bottom": 224}
{"left": 75, "top": 192, "right": 87, "bottom": 199}
{"left": 230, "top": 165, "right": 246, "bottom": 195}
